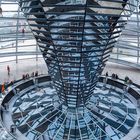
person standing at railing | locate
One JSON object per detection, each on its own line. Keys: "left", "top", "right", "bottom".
{"left": 1, "top": 83, "right": 5, "bottom": 95}
{"left": 105, "top": 72, "right": 108, "bottom": 77}
{"left": 35, "top": 71, "right": 38, "bottom": 77}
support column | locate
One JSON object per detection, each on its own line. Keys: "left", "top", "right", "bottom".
{"left": 15, "top": 6, "right": 20, "bottom": 63}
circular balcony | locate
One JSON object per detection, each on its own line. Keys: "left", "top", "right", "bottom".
{"left": 0, "top": 75, "right": 140, "bottom": 140}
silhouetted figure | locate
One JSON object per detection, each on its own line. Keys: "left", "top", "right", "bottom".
{"left": 22, "top": 74, "right": 26, "bottom": 80}
{"left": 22, "top": 28, "right": 25, "bottom": 42}
{"left": 105, "top": 72, "right": 108, "bottom": 77}
{"left": 115, "top": 74, "right": 119, "bottom": 79}
{"left": 7, "top": 65, "right": 10, "bottom": 76}
{"left": 10, "top": 81, "right": 14, "bottom": 85}
{"left": 111, "top": 73, "right": 116, "bottom": 79}
{"left": 26, "top": 73, "right": 30, "bottom": 79}
{"left": 128, "top": 79, "right": 133, "bottom": 85}
{"left": 0, "top": 7, "right": 3, "bottom": 17}
{"left": 35, "top": 71, "right": 38, "bottom": 77}
{"left": 31, "top": 72, "right": 34, "bottom": 77}
{"left": 22, "top": 28, "right": 25, "bottom": 34}
{"left": 124, "top": 76, "right": 129, "bottom": 83}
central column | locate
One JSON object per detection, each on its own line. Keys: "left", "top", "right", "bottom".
{"left": 19, "top": 0, "right": 136, "bottom": 108}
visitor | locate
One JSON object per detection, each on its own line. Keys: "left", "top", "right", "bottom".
{"left": 10, "top": 80, "right": 14, "bottom": 85}
{"left": 22, "top": 74, "right": 26, "bottom": 80}
{"left": 124, "top": 76, "right": 129, "bottom": 83}
{"left": 111, "top": 73, "right": 115, "bottom": 79}
{"left": 22, "top": 28, "right": 25, "bottom": 42}
{"left": 22, "top": 28, "right": 25, "bottom": 34}
{"left": 129, "top": 79, "right": 133, "bottom": 85}
{"left": 31, "top": 72, "right": 34, "bottom": 77}
{"left": 35, "top": 71, "right": 38, "bottom": 77}
{"left": 105, "top": 72, "right": 108, "bottom": 77}
{"left": 7, "top": 65, "right": 10, "bottom": 76}
{"left": 0, "top": 7, "right": 3, "bottom": 17}
{"left": 1, "top": 83, "right": 5, "bottom": 95}
{"left": 26, "top": 73, "right": 30, "bottom": 79}
{"left": 115, "top": 74, "right": 119, "bottom": 79}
